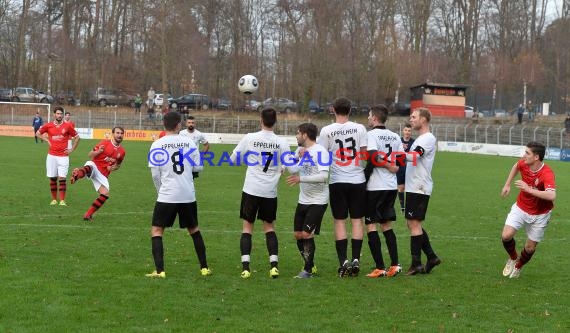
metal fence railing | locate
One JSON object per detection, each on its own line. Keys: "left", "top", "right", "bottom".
{"left": 2, "top": 105, "right": 569, "bottom": 149}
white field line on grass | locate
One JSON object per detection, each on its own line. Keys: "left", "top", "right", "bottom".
{"left": 1, "top": 215, "right": 568, "bottom": 242}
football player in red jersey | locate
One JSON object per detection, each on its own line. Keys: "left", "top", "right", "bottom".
{"left": 500, "top": 141, "right": 556, "bottom": 279}
{"left": 36, "top": 106, "right": 80, "bottom": 206}
{"left": 64, "top": 111, "right": 75, "bottom": 127}
{"left": 70, "top": 127, "right": 126, "bottom": 221}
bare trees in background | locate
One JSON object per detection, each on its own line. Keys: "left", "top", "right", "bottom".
{"left": 0, "top": 0, "right": 568, "bottom": 114}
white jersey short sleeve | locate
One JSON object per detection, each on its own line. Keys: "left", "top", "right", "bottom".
{"left": 295, "top": 144, "right": 330, "bottom": 205}
{"left": 232, "top": 130, "right": 291, "bottom": 198}
{"left": 405, "top": 132, "right": 436, "bottom": 195}
{"left": 149, "top": 135, "right": 202, "bottom": 203}
{"left": 366, "top": 128, "right": 403, "bottom": 191}
{"left": 179, "top": 129, "right": 208, "bottom": 147}
{"left": 317, "top": 121, "right": 367, "bottom": 184}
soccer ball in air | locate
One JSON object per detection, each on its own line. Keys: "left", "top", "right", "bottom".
{"left": 238, "top": 75, "right": 259, "bottom": 95}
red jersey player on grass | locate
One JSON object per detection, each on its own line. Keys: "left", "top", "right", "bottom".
{"left": 70, "top": 127, "right": 126, "bottom": 221}
{"left": 36, "top": 106, "right": 80, "bottom": 206}
{"left": 500, "top": 141, "right": 556, "bottom": 279}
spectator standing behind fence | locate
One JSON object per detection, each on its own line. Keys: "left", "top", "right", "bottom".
{"left": 134, "top": 94, "right": 143, "bottom": 113}
{"left": 517, "top": 104, "right": 524, "bottom": 124}
{"left": 32, "top": 112, "right": 43, "bottom": 143}
{"left": 565, "top": 115, "right": 570, "bottom": 138}
{"left": 147, "top": 87, "right": 155, "bottom": 110}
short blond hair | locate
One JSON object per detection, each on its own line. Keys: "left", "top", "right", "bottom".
{"left": 414, "top": 107, "right": 431, "bottom": 123}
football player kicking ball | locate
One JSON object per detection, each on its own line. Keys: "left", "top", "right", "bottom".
{"left": 500, "top": 142, "right": 556, "bottom": 279}
{"left": 70, "top": 126, "right": 126, "bottom": 221}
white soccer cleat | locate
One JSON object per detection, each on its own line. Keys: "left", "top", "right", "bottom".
{"left": 509, "top": 267, "right": 521, "bottom": 279}
{"left": 502, "top": 259, "right": 517, "bottom": 277}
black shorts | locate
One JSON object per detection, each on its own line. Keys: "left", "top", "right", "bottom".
{"left": 240, "top": 192, "right": 278, "bottom": 223}
{"left": 152, "top": 201, "right": 198, "bottom": 229}
{"left": 329, "top": 182, "right": 366, "bottom": 220}
{"left": 396, "top": 166, "right": 406, "bottom": 185}
{"left": 293, "top": 203, "right": 328, "bottom": 235}
{"left": 404, "top": 192, "right": 430, "bottom": 221}
{"left": 365, "top": 190, "right": 397, "bottom": 224}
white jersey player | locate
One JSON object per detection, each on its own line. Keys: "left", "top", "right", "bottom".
{"left": 230, "top": 108, "right": 291, "bottom": 279}
{"left": 366, "top": 126, "right": 403, "bottom": 191}
{"left": 317, "top": 97, "right": 367, "bottom": 278}
{"left": 231, "top": 129, "right": 291, "bottom": 198}
{"left": 404, "top": 107, "right": 441, "bottom": 277}
{"left": 149, "top": 131, "right": 202, "bottom": 203}
{"left": 364, "top": 105, "right": 404, "bottom": 278}
{"left": 405, "top": 130, "right": 436, "bottom": 195}
{"left": 145, "top": 111, "right": 210, "bottom": 279}
{"left": 285, "top": 123, "right": 330, "bottom": 278}
{"left": 318, "top": 123, "right": 367, "bottom": 185}
{"left": 179, "top": 116, "right": 209, "bottom": 152}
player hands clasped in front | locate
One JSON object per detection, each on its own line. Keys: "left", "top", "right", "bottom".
{"left": 230, "top": 108, "right": 290, "bottom": 279}
{"left": 70, "top": 126, "right": 125, "bottom": 221}
{"left": 500, "top": 142, "right": 556, "bottom": 279}
{"left": 317, "top": 97, "right": 368, "bottom": 277}
{"left": 146, "top": 112, "right": 211, "bottom": 278}
{"left": 404, "top": 107, "right": 441, "bottom": 275}
{"left": 36, "top": 106, "right": 80, "bottom": 206}
{"left": 364, "top": 105, "right": 403, "bottom": 278}
{"left": 285, "top": 123, "right": 330, "bottom": 279}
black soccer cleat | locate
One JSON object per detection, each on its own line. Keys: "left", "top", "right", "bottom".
{"left": 338, "top": 260, "right": 351, "bottom": 278}
{"left": 349, "top": 259, "right": 360, "bottom": 277}
{"left": 405, "top": 264, "right": 425, "bottom": 276}
{"left": 424, "top": 257, "right": 442, "bottom": 274}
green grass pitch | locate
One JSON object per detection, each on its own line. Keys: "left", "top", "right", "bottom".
{"left": 0, "top": 136, "right": 569, "bottom": 332}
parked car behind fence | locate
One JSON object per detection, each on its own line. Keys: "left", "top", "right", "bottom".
{"left": 168, "top": 93, "right": 212, "bottom": 114}
{"left": 258, "top": 97, "right": 298, "bottom": 113}
{"left": 11, "top": 87, "right": 54, "bottom": 103}
{"left": 212, "top": 97, "right": 232, "bottom": 110}
{"left": 85, "top": 87, "right": 135, "bottom": 107}
{"left": 238, "top": 99, "right": 260, "bottom": 112}
{"left": 0, "top": 88, "right": 11, "bottom": 101}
